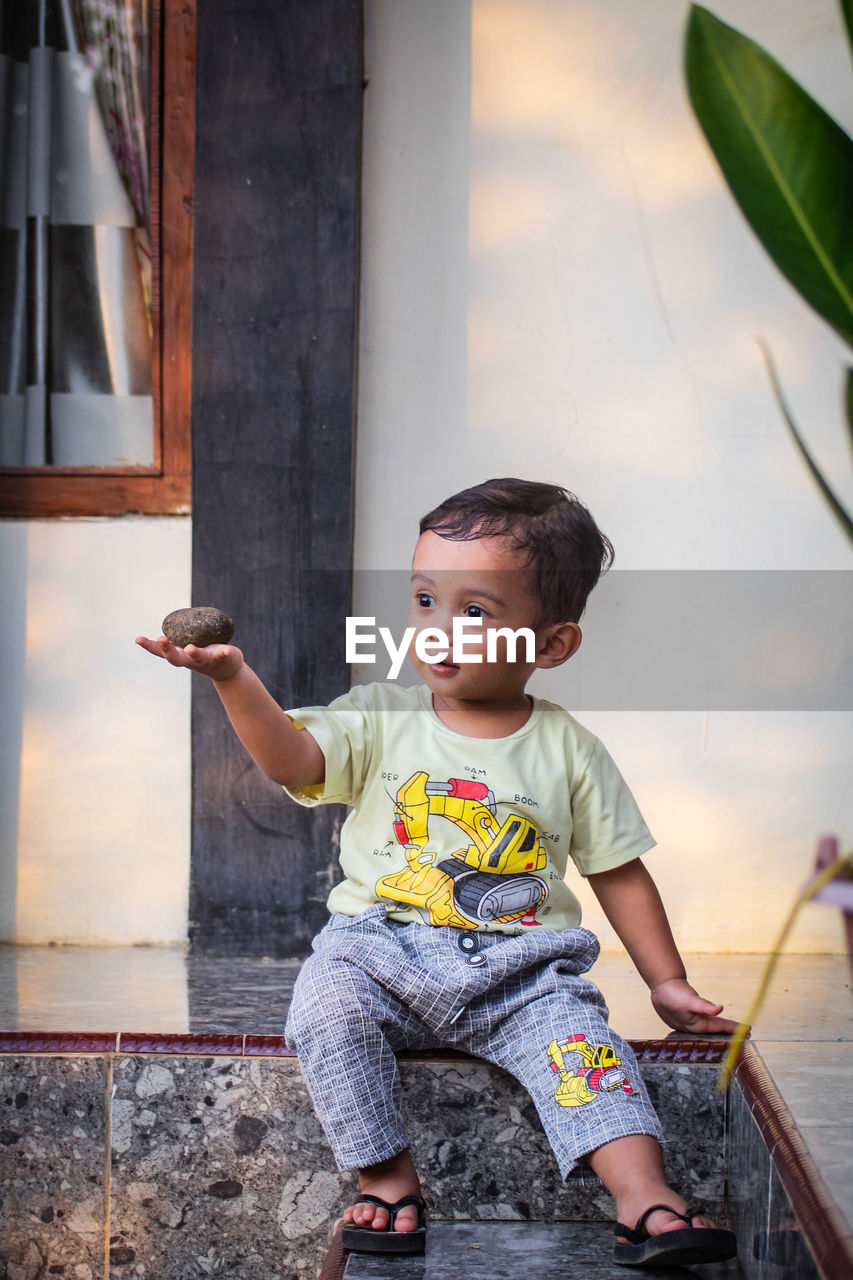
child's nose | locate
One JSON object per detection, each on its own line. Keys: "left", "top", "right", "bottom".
{"left": 425, "top": 607, "right": 452, "bottom": 635}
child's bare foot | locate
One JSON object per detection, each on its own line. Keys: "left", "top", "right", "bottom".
{"left": 343, "top": 1149, "right": 422, "bottom": 1234}
{"left": 588, "top": 1135, "right": 735, "bottom": 1264}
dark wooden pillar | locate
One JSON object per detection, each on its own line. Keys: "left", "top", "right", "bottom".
{"left": 189, "top": 0, "right": 362, "bottom": 955}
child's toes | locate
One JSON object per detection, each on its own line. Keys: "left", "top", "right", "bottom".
{"left": 345, "top": 1201, "right": 389, "bottom": 1230}
{"left": 343, "top": 1199, "right": 420, "bottom": 1233}
{"left": 393, "top": 1205, "right": 420, "bottom": 1233}
{"left": 646, "top": 1208, "right": 716, "bottom": 1236}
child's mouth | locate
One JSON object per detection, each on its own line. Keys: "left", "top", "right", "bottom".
{"left": 429, "top": 661, "right": 459, "bottom": 675}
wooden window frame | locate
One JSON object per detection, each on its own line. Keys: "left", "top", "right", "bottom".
{"left": 0, "top": 0, "right": 195, "bottom": 518}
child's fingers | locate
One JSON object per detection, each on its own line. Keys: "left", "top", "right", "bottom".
{"left": 136, "top": 634, "right": 174, "bottom": 659}
{"left": 183, "top": 643, "right": 236, "bottom": 671}
{"left": 704, "top": 1013, "right": 740, "bottom": 1034}
{"left": 655, "top": 985, "right": 741, "bottom": 1035}
{"left": 678, "top": 1005, "right": 740, "bottom": 1034}
{"left": 137, "top": 636, "right": 242, "bottom": 680}
{"left": 136, "top": 634, "right": 196, "bottom": 668}
{"left": 184, "top": 642, "right": 232, "bottom": 660}
{"left": 688, "top": 1010, "right": 740, "bottom": 1034}
{"left": 178, "top": 643, "right": 244, "bottom": 682}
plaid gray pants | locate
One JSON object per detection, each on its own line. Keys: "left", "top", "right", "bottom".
{"left": 285, "top": 905, "right": 663, "bottom": 1178}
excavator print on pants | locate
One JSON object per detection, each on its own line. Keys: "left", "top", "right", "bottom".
{"left": 547, "top": 1034, "right": 637, "bottom": 1108}
{"left": 375, "top": 771, "right": 549, "bottom": 928}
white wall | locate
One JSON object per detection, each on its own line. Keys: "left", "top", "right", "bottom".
{"left": 0, "top": 518, "right": 191, "bottom": 944}
{"left": 356, "top": 0, "right": 853, "bottom": 951}
{"left": 2, "top": 0, "right": 849, "bottom": 954}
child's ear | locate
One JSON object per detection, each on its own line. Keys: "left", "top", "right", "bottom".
{"left": 535, "top": 621, "right": 581, "bottom": 669}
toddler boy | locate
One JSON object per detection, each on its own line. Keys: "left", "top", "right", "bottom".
{"left": 138, "top": 478, "right": 737, "bottom": 1268}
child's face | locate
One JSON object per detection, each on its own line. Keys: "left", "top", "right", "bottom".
{"left": 408, "top": 529, "right": 572, "bottom": 707}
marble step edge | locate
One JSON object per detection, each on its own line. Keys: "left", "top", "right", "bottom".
{"left": 326, "top": 1222, "right": 745, "bottom": 1280}
{"left": 0, "top": 1031, "right": 730, "bottom": 1060}
{"left": 736, "top": 1043, "right": 853, "bottom": 1280}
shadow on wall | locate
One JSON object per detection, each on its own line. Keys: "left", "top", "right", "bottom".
{"left": 0, "top": 524, "right": 27, "bottom": 942}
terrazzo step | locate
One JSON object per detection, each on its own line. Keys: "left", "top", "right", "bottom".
{"left": 5, "top": 951, "right": 852, "bottom": 1279}
{"left": 379, "top": 1046, "right": 729, "bottom": 1224}
{"left": 333, "top": 1221, "right": 743, "bottom": 1280}
{"left": 0, "top": 1043, "right": 728, "bottom": 1280}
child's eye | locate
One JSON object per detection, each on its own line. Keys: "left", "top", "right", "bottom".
{"left": 464, "top": 604, "right": 486, "bottom": 618}
{"left": 416, "top": 592, "right": 435, "bottom": 609}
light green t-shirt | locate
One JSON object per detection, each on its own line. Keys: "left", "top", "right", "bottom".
{"left": 286, "top": 682, "right": 654, "bottom": 934}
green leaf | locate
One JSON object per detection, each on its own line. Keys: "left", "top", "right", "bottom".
{"left": 841, "top": 0, "right": 853, "bottom": 60}
{"left": 760, "top": 342, "right": 853, "bottom": 545}
{"left": 686, "top": 6, "right": 853, "bottom": 350}
{"left": 847, "top": 367, "right": 853, "bottom": 455}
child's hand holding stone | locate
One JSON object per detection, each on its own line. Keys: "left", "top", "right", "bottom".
{"left": 136, "top": 607, "right": 242, "bottom": 682}
{"left": 136, "top": 632, "right": 244, "bottom": 682}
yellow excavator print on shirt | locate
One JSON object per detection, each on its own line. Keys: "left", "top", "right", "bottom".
{"left": 375, "top": 771, "right": 549, "bottom": 928}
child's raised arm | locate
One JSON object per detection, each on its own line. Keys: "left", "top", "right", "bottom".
{"left": 136, "top": 634, "right": 325, "bottom": 788}
{"left": 587, "top": 858, "right": 738, "bottom": 1035}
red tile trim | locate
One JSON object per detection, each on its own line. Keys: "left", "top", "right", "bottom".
{"left": 243, "top": 1035, "right": 295, "bottom": 1057}
{"left": 0, "top": 1031, "right": 727, "bottom": 1064}
{"left": 631, "top": 1038, "right": 729, "bottom": 1064}
{"left": 0, "top": 1031, "right": 119, "bottom": 1054}
{"left": 117, "top": 1032, "right": 244, "bottom": 1055}
{"left": 396, "top": 1038, "right": 729, "bottom": 1064}
{"left": 736, "top": 1043, "right": 853, "bottom": 1280}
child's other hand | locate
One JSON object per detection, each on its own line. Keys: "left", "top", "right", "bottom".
{"left": 135, "top": 634, "right": 244, "bottom": 682}
{"left": 651, "top": 977, "right": 740, "bottom": 1035}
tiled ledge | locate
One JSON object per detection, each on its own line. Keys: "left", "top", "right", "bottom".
{"left": 0, "top": 1031, "right": 294, "bottom": 1056}
{"left": 2, "top": 948, "right": 848, "bottom": 1041}
{"left": 0, "top": 1030, "right": 728, "bottom": 1061}
{"left": 2, "top": 949, "right": 851, "bottom": 1278}
{"left": 734, "top": 1044, "right": 853, "bottom": 1280}
{"left": 1, "top": 1040, "right": 729, "bottom": 1280}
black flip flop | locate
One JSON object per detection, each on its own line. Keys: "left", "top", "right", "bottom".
{"left": 614, "top": 1203, "right": 737, "bottom": 1267}
{"left": 340, "top": 1193, "right": 427, "bottom": 1254}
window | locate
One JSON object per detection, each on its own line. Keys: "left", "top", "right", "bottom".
{"left": 0, "top": 0, "right": 194, "bottom": 516}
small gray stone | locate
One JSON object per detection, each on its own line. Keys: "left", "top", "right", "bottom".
{"left": 161, "top": 607, "right": 235, "bottom": 649}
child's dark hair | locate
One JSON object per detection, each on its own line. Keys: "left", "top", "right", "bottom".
{"left": 419, "top": 478, "right": 613, "bottom": 623}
